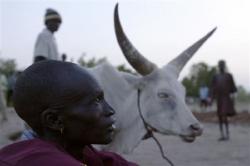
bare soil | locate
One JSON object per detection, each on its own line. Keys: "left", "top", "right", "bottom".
{"left": 1, "top": 108, "right": 250, "bottom": 166}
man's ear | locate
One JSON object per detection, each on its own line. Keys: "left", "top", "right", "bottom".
{"left": 41, "top": 109, "right": 63, "bottom": 131}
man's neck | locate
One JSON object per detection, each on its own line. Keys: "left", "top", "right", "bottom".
{"left": 46, "top": 28, "right": 55, "bottom": 34}
{"left": 42, "top": 133, "right": 85, "bottom": 161}
{"left": 65, "top": 145, "right": 86, "bottom": 161}
{"left": 219, "top": 70, "right": 225, "bottom": 74}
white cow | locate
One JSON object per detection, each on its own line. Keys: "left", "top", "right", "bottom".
{"left": 90, "top": 4, "right": 216, "bottom": 154}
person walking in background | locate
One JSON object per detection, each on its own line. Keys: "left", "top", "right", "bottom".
{"left": 33, "top": 8, "right": 62, "bottom": 63}
{"left": 6, "top": 72, "right": 17, "bottom": 106}
{"left": 24, "top": 8, "right": 63, "bottom": 138}
{"left": 0, "top": 73, "right": 8, "bottom": 121}
{"left": 0, "top": 86, "right": 7, "bottom": 122}
{"left": 199, "top": 83, "right": 209, "bottom": 112}
{"left": 210, "top": 60, "right": 237, "bottom": 141}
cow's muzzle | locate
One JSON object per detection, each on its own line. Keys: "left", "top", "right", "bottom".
{"left": 181, "top": 123, "right": 203, "bottom": 143}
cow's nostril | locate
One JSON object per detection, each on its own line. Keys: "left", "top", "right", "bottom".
{"left": 190, "top": 123, "right": 201, "bottom": 131}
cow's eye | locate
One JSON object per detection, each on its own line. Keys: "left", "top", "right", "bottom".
{"left": 158, "top": 92, "right": 169, "bottom": 99}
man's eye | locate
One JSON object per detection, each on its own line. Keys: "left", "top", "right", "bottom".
{"left": 158, "top": 92, "right": 169, "bottom": 99}
{"left": 94, "top": 97, "right": 101, "bottom": 104}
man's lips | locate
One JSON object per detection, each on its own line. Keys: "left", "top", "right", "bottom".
{"left": 107, "top": 124, "right": 116, "bottom": 133}
{"left": 105, "top": 117, "right": 116, "bottom": 133}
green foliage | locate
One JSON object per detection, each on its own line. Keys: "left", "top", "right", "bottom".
{"left": 182, "top": 62, "right": 216, "bottom": 97}
{"left": 182, "top": 76, "right": 197, "bottom": 97}
{"left": 236, "top": 86, "right": 250, "bottom": 102}
{"left": 0, "top": 58, "right": 17, "bottom": 77}
{"left": 77, "top": 53, "right": 135, "bottom": 74}
{"left": 116, "top": 64, "right": 136, "bottom": 75}
{"left": 77, "top": 53, "right": 106, "bottom": 68}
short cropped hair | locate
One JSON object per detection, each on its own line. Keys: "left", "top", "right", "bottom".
{"left": 13, "top": 60, "right": 89, "bottom": 135}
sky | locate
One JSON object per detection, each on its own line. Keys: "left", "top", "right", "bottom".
{"left": 0, "top": 0, "right": 250, "bottom": 90}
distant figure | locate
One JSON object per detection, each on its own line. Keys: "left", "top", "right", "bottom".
{"left": 0, "top": 73, "right": 7, "bottom": 121}
{"left": 210, "top": 60, "right": 237, "bottom": 141}
{"left": 0, "top": 84, "right": 7, "bottom": 121}
{"left": 7, "top": 73, "right": 17, "bottom": 106}
{"left": 61, "top": 53, "right": 67, "bottom": 62}
{"left": 0, "top": 73, "right": 8, "bottom": 94}
{"left": 199, "top": 83, "right": 209, "bottom": 111}
{"left": 33, "top": 8, "right": 62, "bottom": 63}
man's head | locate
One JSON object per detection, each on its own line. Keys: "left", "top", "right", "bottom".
{"left": 218, "top": 60, "right": 226, "bottom": 73}
{"left": 13, "top": 61, "right": 115, "bottom": 145}
{"left": 44, "top": 8, "right": 62, "bottom": 33}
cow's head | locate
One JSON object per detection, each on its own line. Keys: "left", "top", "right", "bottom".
{"left": 114, "top": 4, "right": 216, "bottom": 142}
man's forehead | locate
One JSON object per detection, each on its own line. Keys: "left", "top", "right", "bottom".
{"left": 68, "top": 69, "right": 101, "bottom": 93}
{"left": 70, "top": 85, "right": 103, "bottom": 107}
{"left": 87, "top": 88, "right": 103, "bottom": 98}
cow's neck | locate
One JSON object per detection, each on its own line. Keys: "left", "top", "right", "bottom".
{"left": 89, "top": 64, "right": 148, "bottom": 153}
{"left": 108, "top": 90, "right": 147, "bottom": 153}
{"left": 109, "top": 113, "right": 146, "bottom": 153}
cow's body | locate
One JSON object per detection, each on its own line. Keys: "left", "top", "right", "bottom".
{"left": 85, "top": 4, "right": 217, "bottom": 154}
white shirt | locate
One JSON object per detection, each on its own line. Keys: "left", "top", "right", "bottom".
{"left": 34, "top": 28, "right": 59, "bottom": 60}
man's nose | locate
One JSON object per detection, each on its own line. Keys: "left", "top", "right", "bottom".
{"left": 104, "top": 101, "right": 115, "bottom": 116}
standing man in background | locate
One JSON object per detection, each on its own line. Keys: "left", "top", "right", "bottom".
{"left": 22, "top": 8, "right": 62, "bottom": 137}
{"left": 210, "top": 60, "right": 237, "bottom": 141}
{"left": 6, "top": 72, "right": 17, "bottom": 106}
{"left": 0, "top": 85, "right": 7, "bottom": 121}
{"left": 34, "top": 8, "right": 62, "bottom": 63}
{"left": 0, "top": 73, "right": 7, "bottom": 121}
{"left": 199, "top": 83, "right": 209, "bottom": 112}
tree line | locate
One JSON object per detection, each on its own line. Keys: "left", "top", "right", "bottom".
{"left": 0, "top": 56, "right": 249, "bottom": 102}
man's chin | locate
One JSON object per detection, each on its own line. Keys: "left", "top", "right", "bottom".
{"left": 103, "top": 134, "right": 114, "bottom": 144}
{"left": 95, "top": 134, "right": 114, "bottom": 145}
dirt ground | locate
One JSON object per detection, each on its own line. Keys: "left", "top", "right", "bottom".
{"left": 124, "top": 123, "right": 250, "bottom": 166}
{"left": 1, "top": 108, "right": 250, "bottom": 166}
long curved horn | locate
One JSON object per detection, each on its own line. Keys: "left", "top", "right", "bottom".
{"left": 168, "top": 27, "right": 217, "bottom": 76}
{"left": 114, "top": 3, "right": 157, "bottom": 76}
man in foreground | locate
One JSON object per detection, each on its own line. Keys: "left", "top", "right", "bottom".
{"left": 0, "top": 61, "right": 137, "bottom": 166}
